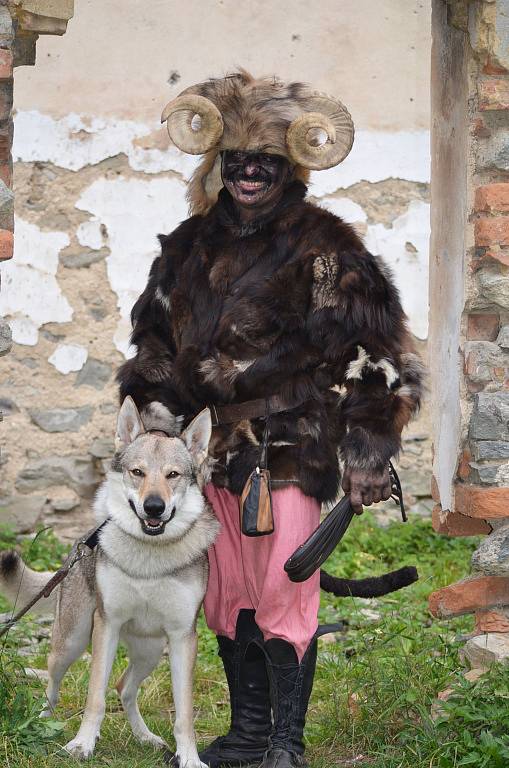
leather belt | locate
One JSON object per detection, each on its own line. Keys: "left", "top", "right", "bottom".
{"left": 209, "top": 395, "right": 306, "bottom": 427}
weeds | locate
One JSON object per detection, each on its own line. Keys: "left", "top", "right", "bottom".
{"left": 434, "top": 669, "right": 509, "bottom": 767}
{"left": 0, "top": 659, "right": 64, "bottom": 755}
{"left": 0, "top": 526, "right": 66, "bottom": 757}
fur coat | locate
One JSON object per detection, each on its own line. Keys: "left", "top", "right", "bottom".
{"left": 118, "top": 181, "right": 424, "bottom": 503}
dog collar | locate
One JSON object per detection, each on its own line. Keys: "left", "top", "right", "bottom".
{"left": 147, "top": 428, "right": 172, "bottom": 438}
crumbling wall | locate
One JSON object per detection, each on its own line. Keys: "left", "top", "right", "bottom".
{"left": 0, "top": 0, "right": 433, "bottom": 538}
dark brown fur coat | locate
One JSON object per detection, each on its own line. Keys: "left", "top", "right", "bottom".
{"left": 118, "top": 181, "right": 424, "bottom": 503}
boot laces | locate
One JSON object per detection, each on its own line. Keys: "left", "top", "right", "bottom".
{"left": 270, "top": 664, "right": 302, "bottom": 748}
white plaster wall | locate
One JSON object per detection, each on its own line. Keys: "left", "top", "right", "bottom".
{"left": 365, "top": 201, "right": 431, "bottom": 339}
{"left": 75, "top": 175, "right": 189, "bottom": 356}
{"left": 0, "top": 216, "right": 71, "bottom": 345}
{"left": 14, "top": 0, "right": 431, "bottom": 130}
{"left": 309, "top": 131, "right": 431, "bottom": 194}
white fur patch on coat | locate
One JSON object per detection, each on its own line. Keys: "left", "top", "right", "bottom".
{"left": 233, "top": 359, "right": 254, "bottom": 373}
{"left": 155, "top": 286, "right": 171, "bottom": 313}
{"left": 345, "top": 345, "right": 399, "bottom": 389}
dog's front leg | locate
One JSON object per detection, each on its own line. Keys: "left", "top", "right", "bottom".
{"left": 64, "top": 609, "right": 120, "bottom": 760}
{"left": 167, "top": 629, "right": 203, "bottom": 768}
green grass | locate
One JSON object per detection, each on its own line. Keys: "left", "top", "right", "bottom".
{"left": 0, "top": 515, "right": 503, "bottom": 767}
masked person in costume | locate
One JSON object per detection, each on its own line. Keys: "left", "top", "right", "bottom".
{"left": 117, "top": 71, "right": 424, "bottom": 768}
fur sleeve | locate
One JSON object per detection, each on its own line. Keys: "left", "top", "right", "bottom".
{"left": 309, "top": 246, "right": 425, "bottom": 472}
{"left": 116, "top": 218, "right": 200, "bottom": 424}
{"left": 116, "top": 255, "right": 184, "bottom": 424}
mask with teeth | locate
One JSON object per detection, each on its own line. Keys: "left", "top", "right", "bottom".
{"left": 221, "top": 150, "right": 292, "bottom": 216}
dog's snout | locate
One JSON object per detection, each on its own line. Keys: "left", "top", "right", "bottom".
{"left": 143, "top": 495, "right": 166, "bottom": 517}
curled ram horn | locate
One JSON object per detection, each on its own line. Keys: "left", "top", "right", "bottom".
{"left": 161, "top": 94, "right": 224, "bottom": 155}
{"left": 286, "top": 93, "right": 354, "bottom": 170}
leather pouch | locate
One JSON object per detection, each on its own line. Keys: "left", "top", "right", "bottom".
{"left": 240, "top": 467, "right": 274, "bottom": 536}
{"left": 239, "top": 403, "right": 274, "bottom": 537}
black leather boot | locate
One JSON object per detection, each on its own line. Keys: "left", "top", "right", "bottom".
{"left": 199, "top": 610, "right": 272, "bottom": 768}
{"left": 259, "top": 638, "right": 317, "bottom": 768}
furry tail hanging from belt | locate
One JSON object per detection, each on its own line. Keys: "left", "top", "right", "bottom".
{"left": 285, "top": 461, "right": 419, "bottom": 596}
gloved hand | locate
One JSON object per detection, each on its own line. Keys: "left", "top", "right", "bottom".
{"left": 341, "top": 466, "right": 392, "bottom": 514}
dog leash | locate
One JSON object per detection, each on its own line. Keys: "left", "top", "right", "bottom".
{"left": 284, "top": 461, "right": 406, "bottom": 583}
{"left": 0, "top": 521, "right": 107, "bottom": 640}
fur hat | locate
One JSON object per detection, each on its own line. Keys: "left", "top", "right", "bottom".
{"left": 161, "top": 70, "right": 354, "bottom": 215}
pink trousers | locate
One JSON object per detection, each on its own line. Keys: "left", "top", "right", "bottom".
{"left": 203, "top": 483, "right": 321, "bottom": 661}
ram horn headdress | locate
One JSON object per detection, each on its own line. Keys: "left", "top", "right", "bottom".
{"left": 161, "top": 70, "right": 354, "bottom": 215}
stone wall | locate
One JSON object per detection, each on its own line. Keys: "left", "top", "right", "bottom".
{"left": 429, "top": 0, "right": 509, "bottom": 661}
{"left": 0, "top": 1, "right": 433, "bottom": 539}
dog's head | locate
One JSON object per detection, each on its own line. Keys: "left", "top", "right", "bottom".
{"left": 109, "top": 397, "right": 212, "bottom": 542}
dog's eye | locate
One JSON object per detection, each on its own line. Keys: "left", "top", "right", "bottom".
{"left": 166, "top": 471, "right": 180, "bottom": 479}
{"left": 131, "top": 468, "right": 145, "bottom": 477}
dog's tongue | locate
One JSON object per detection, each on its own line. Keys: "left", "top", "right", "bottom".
{"left": 146, "top": 518, "right": 162, "bottom": 527}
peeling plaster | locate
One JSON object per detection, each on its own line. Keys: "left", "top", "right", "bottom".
{"left": 77, "top": 218, "right": 104, "bottom": 250}
{"left": 309, "top": 130, "right": 430, "bottom": 196}
{"left": 129, "top": 142, "right": 198, "bottom": 178}
{"left": 318, "top": 197, "right": 367, "bottom": 223}
{"left": 365, "top": 200, "right": 430, "bottom": 339}
{"left": 0, "top": 217, "right": 71, "bottom": 346}
{"left": 48, "top": 343, "right": 88, "bottom": 374}
{"left": 13, "top": 112, "right": 429, "bottom": 194}
{"left": 8, "top": 316, "right": 39, "bottom": 346}
{"left": 13, "top": 111, "right": 147, "bottom": 171}
{"left": 75, "top": 176, "right": 189, "bottom": 357}
{"left": 13, "top": 111, "right": 199, "bottom": 177}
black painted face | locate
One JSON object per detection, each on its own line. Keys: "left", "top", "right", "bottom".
{"left": 221, "top": 150, "right": 291, "bottom": 209}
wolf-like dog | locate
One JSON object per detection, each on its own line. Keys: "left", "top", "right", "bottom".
{"left": 0, "top": 397, "right": 219, "bottom": 764}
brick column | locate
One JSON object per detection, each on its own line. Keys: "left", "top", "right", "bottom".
{"left": 429, "top": 0, "right": 509, "bottom": 663}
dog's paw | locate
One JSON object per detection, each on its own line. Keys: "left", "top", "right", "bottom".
{"left": 177, "top": 753, "right": 206, "bottom": 768}
{"left": 136, "top": 732, "right": 167, "bottom": 750}
{"left": 164, "top": 750, "right": 206, "bottom": 768}
{"left": 63, "top": 738, "right": 95, "bottom": 760}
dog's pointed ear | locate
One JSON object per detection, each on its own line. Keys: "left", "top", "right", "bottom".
{"left": 181, "top": 408, "right": 212, "bottom": 465}
{"left": 116, "top": 397, "right": 146, "bottom": 449}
